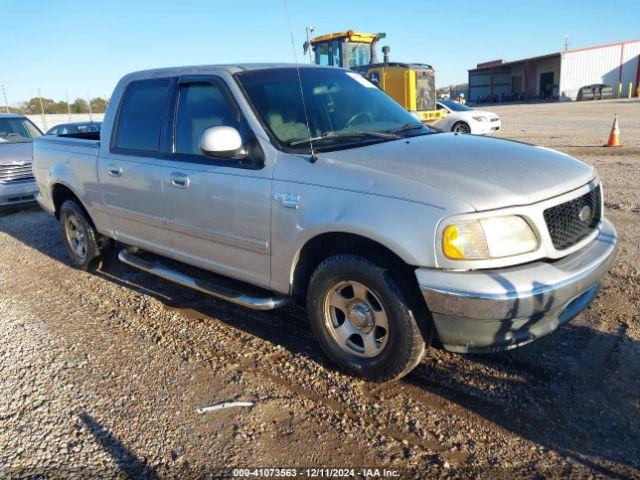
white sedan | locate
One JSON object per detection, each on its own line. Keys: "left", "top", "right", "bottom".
{"left": 434, "top": 99, "right": 501, "bottom": 135}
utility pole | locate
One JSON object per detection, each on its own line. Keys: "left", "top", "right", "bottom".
{"left": 37, "top": 88, "right": 48, "bottom": 131}
{"left": 564, "top": 34, "right": 569, "bottom": 51}
{"left": 305, "top": 25, "right": 315, "bottom": 63}
{"left": 86, "top": 92, "right": 93, "bottom": 121}
{"left": 1, "top": 85, "right": 9, "bottom": 113}
{"left": 65, "top": 91, "right": 72, "bottom": 121}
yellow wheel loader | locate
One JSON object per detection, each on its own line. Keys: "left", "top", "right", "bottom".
{"left": 304, "top": 30, "right": 445, "bottom": 124}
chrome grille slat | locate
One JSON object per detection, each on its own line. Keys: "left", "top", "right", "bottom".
{"left": 0, "top": 163, "right": 34, "bottom": 183}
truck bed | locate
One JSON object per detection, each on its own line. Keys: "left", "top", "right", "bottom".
{"left": 35, "top": 134, "right": 100, "bottom": 155}
{"left": 56, "top": 131, "right": 101, "bottom": 141}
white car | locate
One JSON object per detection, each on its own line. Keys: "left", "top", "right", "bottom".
{"left": 435, "top": 99, "right": 501, "bottom": 135}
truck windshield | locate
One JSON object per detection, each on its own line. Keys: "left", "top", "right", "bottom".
{"left": 0, "top": 117, "right": 42, "bottom": 144}
{"left": 236, "top": 68, "right": 432, "bottom": 152}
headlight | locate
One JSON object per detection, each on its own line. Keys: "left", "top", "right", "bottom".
{"left": 442, "top": 216, "right": 538, "bottom": 260}
{"left": 472, "top": 115, "right": 487, "bottom": 122}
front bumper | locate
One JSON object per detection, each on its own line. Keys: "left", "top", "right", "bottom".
{"left": 416, "top": 218, "right": 617, "bottom": 353}
{"left": 0, "top": 180, "right": 38, "bottom": 207}
{"left": 472, "top": 119, "right": 501, "bottom": 135}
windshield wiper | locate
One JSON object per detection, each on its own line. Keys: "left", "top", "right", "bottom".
{"left": 289, "top": 130, "right": 399, "bottom": 147}
{"left": 389, "top": 123, "right": 426, "bottom": 134}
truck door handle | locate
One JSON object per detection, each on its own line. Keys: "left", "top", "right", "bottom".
{"left": 107, "top": 164, "right": 123, "bottom": 177}
{"left": 169, "top": 173, "right": 190, "bottom": 189}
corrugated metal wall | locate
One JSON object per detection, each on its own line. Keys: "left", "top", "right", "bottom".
{"left": 468, "top": 73, "right": 491, "bottom": 102}
{"left": 560, "top": 41, "right": 640, "bottom": 100}
{"left": 621, "top": 41, "right": 640, "bottom": 95}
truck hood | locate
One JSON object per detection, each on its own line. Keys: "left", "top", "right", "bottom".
{"left": 0, "top": 142, "right": 34, "bottom": 165}
{"left": 319, "top": 133, "right": 595, "bottom": 212}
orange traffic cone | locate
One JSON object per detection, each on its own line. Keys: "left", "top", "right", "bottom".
{"left": 605, "top": 114, "right": 621, "bottom": 147}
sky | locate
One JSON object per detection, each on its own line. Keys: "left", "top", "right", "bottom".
{"left": 2, "top": 0, "right": 639, "bottom": 105}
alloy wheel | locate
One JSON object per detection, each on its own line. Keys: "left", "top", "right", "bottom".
{"left": 323, "top": 280, "right": 389, "bottom": 358}
{"left": 64, "top": 214, "right": 88, "bottom": 259}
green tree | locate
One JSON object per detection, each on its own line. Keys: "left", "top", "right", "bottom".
{"left": 90, "top": 97, "right": 108, "bottom": 113}
{"left": 24, "top": 97, "right": 56, "bottom": 114}
{"left": 70, "top": 98, "right": 89, "bottom": 113}
{"left": 14, "top": 96, "right": 108, "bottom": 114}
{"left": 436, "top": 83, "right": 469, "bottom": 97}
{"left": 53, "top": 100, "right": 70, "bottom": 114}
{"left": 4, "top": 105, "right": 25, "bottom": 114}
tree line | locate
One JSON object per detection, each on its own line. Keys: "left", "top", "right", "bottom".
{"left": 436, "top": 83, "right": 469, "bottom": 97}
{"left": 7, "top": 97, "right": 109, "bottom": 115}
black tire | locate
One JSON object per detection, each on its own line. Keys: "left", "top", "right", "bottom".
{"left": 452, "top": 121, "right": 471, "bottom": 134}
{"left": 59, "top": 200, "right": 111, "bottom": 271}
{"left": 307, "top": 254, "right": 429, "bottom": 381}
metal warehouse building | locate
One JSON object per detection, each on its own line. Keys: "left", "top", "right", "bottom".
{"left": 468, "top": 39, "right": 640, "bottom": 102}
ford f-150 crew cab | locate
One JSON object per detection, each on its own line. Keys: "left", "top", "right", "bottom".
{"left": 33, "top": 64, "right": 617, "bottom": 381}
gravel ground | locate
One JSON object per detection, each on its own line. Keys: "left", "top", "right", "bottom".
{"left": 1, "top": 99, "right": 639, "bottom": 479}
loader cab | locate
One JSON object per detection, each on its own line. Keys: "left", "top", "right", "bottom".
{"left": 305, "top": 30, "right": 445, "bottom": 125}
{"left": 305, "top": 31, "right": 383, "bottom": 69}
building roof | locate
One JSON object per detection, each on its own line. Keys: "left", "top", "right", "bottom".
{"left": 469, "top": 52, "right": 560, "bottom": 72}
{"left": 469, "top": 38, "right": 640, "bottom": 72}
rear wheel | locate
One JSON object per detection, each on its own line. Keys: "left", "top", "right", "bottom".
{"left": 452, "top": 121, "right": 471, "bottom": 134}
{"left": 59, "top": 200, "right": 111, "bottom": 271}
{"left": 307, "top": 254, "right": 428, "bottom": 381}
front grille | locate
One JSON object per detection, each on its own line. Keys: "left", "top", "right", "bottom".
{"left": 490, "top": 117, "right": 500, "bottom": 122}
{"left": 544, "top": 185, "right": 601, "bottom": 250}
{"left": 0, "top": 163, "right": 34, "bottom": 184}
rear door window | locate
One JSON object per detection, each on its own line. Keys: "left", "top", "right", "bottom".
{"left": 114, "top": 78, "right": 171, "bottom": 152}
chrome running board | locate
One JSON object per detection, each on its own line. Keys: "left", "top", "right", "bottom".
{"left": 118, "top": 248, "right": 290, "bottom": 311}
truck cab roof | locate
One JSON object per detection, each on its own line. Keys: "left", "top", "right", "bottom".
{"left": 121, "top": 63, "right": 332, "bottom": 81}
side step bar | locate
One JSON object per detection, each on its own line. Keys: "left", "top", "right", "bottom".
{"left": 117, "top": 248, "right": 290, "bottom": 311}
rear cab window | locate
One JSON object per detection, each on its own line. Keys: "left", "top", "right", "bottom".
{"left": 113, "top": 78, "right": 172, "bottom": 153}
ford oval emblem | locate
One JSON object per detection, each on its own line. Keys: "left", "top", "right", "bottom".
{"left": 578, "top": 205, "right": 592, "bottom": 223}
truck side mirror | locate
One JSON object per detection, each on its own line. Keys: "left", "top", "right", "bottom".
{"left": 199, "top": 126, "right": 246, "bottom": 159}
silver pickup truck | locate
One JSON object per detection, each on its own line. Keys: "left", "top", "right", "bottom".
{"left": 33, "top": 64, "right": 617, "bottom": 381}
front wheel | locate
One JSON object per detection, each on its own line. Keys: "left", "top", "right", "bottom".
{"left": 452, "top": 121, "right": 471, "bottom": 134}
{"left": 307, "top": 255, "right": 428, "bottom": 381}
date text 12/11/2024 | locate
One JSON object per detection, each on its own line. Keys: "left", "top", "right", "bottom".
{"left": 232, "top": 467, "right": 402, "bottom": 477}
